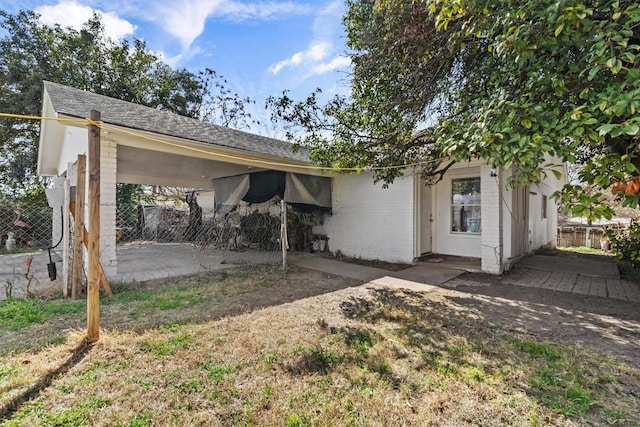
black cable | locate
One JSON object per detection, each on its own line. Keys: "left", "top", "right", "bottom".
{"left": 47, "top": 206, "right": 64, "bottom": 281}
{"left": 48, "top": 205, "right": 64, "bottom": 250}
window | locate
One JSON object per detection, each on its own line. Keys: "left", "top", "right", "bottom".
{"left": 542, "top": 194, "right": 547, "bottom": 219}
{"left": 451, "top": 177, "right": 481, "bottom": 233}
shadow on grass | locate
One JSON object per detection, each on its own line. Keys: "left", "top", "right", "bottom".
{"left": 336, "top": 287, "right": 639, "bottom": 423}
{"left": 0, "top": 338, "right": 94, "bottom": 421}
{"left": 453, "top": 269, "right": 640, "bottom": 322}
{"left": 0, "top": 265, "right": 363, "bottom": 355}
{"left": 446, "top": 287, "right": 640, "bottom": 370}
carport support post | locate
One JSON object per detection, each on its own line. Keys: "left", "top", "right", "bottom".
{"left": 62, "top": 176, "right": 70, "bottom": 297}
{"left": 281, "top": 200, "right": 287, "bottom": 271}
{"left": 72, "top": 155, "right": 86, "bottom": 299}
{"left": 87, "top": 110, "right": 101, "bottom": 342}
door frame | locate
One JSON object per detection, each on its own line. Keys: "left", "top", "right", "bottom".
{"left": 511, "top": 184, "right": 530, "bottom": 258}
{"left": 414, "top": 175, "right": 433, "bottom": 258}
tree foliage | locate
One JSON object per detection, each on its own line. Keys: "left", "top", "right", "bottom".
{"left": 268, "top": 0, "right": 640, "bottom": 219}
{"left": 0, "top": 10, "right": 256, "bottom": 198}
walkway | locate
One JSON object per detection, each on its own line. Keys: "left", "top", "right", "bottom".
{"left": 497, "top": 255, "right": 640, "bottom": 302}
{"left": 292, "top": 253, "right": 640, "bottom": 303}
{"left": 5, "top": 242, "right": 636, "bottom": 303}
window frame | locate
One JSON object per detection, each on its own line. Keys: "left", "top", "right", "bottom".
{"left": 450, "top": 176, "right": 481, "bottom": 234}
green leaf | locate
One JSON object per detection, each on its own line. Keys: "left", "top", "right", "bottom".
{"left": 624, "top": 123, "right": 639, "bottom": 136}
{"left": 625, "top": 162, "right": 637, "bottom": 173}
{"left": 596, "top": 124, "right": 616, "bottom": 136}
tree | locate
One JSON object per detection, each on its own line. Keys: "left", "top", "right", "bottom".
{"left": 196, "top": 68, "right": 259, "bottom": 129}
{"left": 268, "top": 0, "right": 640, "bottom": 220}
{"left": 0, "top": 10, "right": 256, "bottom": 198}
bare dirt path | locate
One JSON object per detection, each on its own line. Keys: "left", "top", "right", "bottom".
{"left": 439, "top": 279, "right": 640, "bottom": 369}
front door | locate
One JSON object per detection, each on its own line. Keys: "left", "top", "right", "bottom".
{"left": 416, "top": 179, "right": 432, "bottom": 256}
{"left": 511, "top": 185, "right": 529, "bottom": 257}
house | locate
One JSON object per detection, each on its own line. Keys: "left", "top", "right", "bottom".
{"left": 314, "top": 160, "right": 563, "bottom": 274}
{"left": 38, "top": 81, "right": 565, "bottom": 278}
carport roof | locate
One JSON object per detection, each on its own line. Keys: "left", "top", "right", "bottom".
{"left": 42, "top": 81, "right": 310, "bottom": 162}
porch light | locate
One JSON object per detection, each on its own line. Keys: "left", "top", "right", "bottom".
{"left": 490, "top": 163, "right": 497, "bottom": 177}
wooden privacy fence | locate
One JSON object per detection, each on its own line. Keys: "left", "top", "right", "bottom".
{"left": 556, "top": 225, "right": 626, "bottom": 248}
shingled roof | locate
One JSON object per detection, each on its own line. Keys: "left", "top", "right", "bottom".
{"left": 43, "top": 81, "right": 310, "bottom": 162}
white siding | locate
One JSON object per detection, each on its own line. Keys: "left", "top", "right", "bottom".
{"left": 57, "top": 127, "right": 88, "bottom": 175}
{"left": 528, "top": 155, "right": 564, "bottom": 251}
{"left": 318, "top": 172, "right": 415, "bottom": 263}
{"left": 501, "top": 182, "right": 515, "bottom": 260}
{"left": 528, "top": 182, "right": 558, "bottom": 251}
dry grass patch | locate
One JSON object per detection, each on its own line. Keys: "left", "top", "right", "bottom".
{"left": 0, "top": 267, "right": 638, "bottom": 426}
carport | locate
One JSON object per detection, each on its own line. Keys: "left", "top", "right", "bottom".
{"left": 37, "top": 81, "right": 332, "bottom": 281}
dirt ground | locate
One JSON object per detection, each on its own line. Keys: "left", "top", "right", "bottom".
{"left": 332, "top": 250, "right": 640, "bottom": 370}
{"left": 439, "top": 275, "right": 640, "bottom": 370}
{"left": 4, "top": 258, "right": 639, "bottom": 373}
{"left": 2, "top": 258, "right": 640, "bottom": 426}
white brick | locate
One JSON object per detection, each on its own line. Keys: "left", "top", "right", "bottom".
{"left": 318, "top": 173, "right": 415, "bottom": 263}
{"left": 480, "top": 163, "right": 503, "bottom": 274}
{"left": 99, "top": 142, "right": 117, "bottom": 279}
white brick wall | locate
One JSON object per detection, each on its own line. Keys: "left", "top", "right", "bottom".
{"left": 99, "top": 137, "right": 117, "bottom": 278}
{"left": 317, "top": 172, "right": 415, "bottom": 263}
{"left": 481, "top": 163, "right": 503, "bottom": 274}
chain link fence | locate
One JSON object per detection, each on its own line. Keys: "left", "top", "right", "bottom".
{"left": 1, "top": 188, "right": 328, "bottom": 300}
{"left": 116, "top": 190, "right": 325, "bottom": 252}
{"left": 0, "top": 202, "right": 58, "bottom": 299}
{"left": 113, "top": 190, "right": 329, "bottom": 283}
{"left": 116, "top": 199, "right": 284, "bottom": 251}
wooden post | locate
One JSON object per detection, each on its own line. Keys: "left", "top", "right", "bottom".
{"left": 62, "top": 177, "right": 71, "bottom": 298}
{"left": 68, "top": 204, "right": 112, "bottom": 296}
{"left": 72, "top": 155, "right": 86, "bottom": 299}
{"left": 281, "top": 200, "right": 287, "bottom": 271}
{"left": 87, "top": 110, "right": 101, "bottom": 342}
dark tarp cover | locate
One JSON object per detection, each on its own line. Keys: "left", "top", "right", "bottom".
{"left": 212, "top": 171, "right": 331, "bottom": 212}
{"left": 242, "top": 171, "right": 286, "bottom": 203}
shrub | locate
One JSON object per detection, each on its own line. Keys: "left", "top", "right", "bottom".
{"left": 605, "top": 220, "right": 640, "bottom": 265}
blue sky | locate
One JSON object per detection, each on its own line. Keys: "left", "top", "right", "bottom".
{"left": 1, "top": 0, "right": 352, "bottom": 134}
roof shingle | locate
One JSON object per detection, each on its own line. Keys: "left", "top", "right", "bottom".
{"left": 43, "top": 81, "right": 310, "bottom": 162}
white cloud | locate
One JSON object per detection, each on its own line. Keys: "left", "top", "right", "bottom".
{"left": 310, "top": 55, "right": 351, "bottom": 75}
{"left": 268, "top": 41, "right": 331, "bottom": 74}
{"left": 36, "top": 0, "right": 312, "bottom": 54}
{"left": 35, "top": 0, "right": 136, "bottom": 40}
{"left": 268, "top": 0, "right": 350, "bottom": 76}
{"left": 149, "top": 0, "right": 312, "bottom": 51}
{"left": 213, "top": 1, "right": 313, "bottom": 21}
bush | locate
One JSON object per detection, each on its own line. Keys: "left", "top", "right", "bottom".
{"left": 240, "top": 211, "right": 280, "bottom": 250}
{"left": 606, "top": 220, "right": 640, "bottom": 266}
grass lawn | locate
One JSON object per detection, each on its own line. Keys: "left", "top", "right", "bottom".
{"left": 0, "top": 265, "right": 638, "bottom": 426}
{"left": 557, "top": 246, "right": 607, "bottom": 255}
